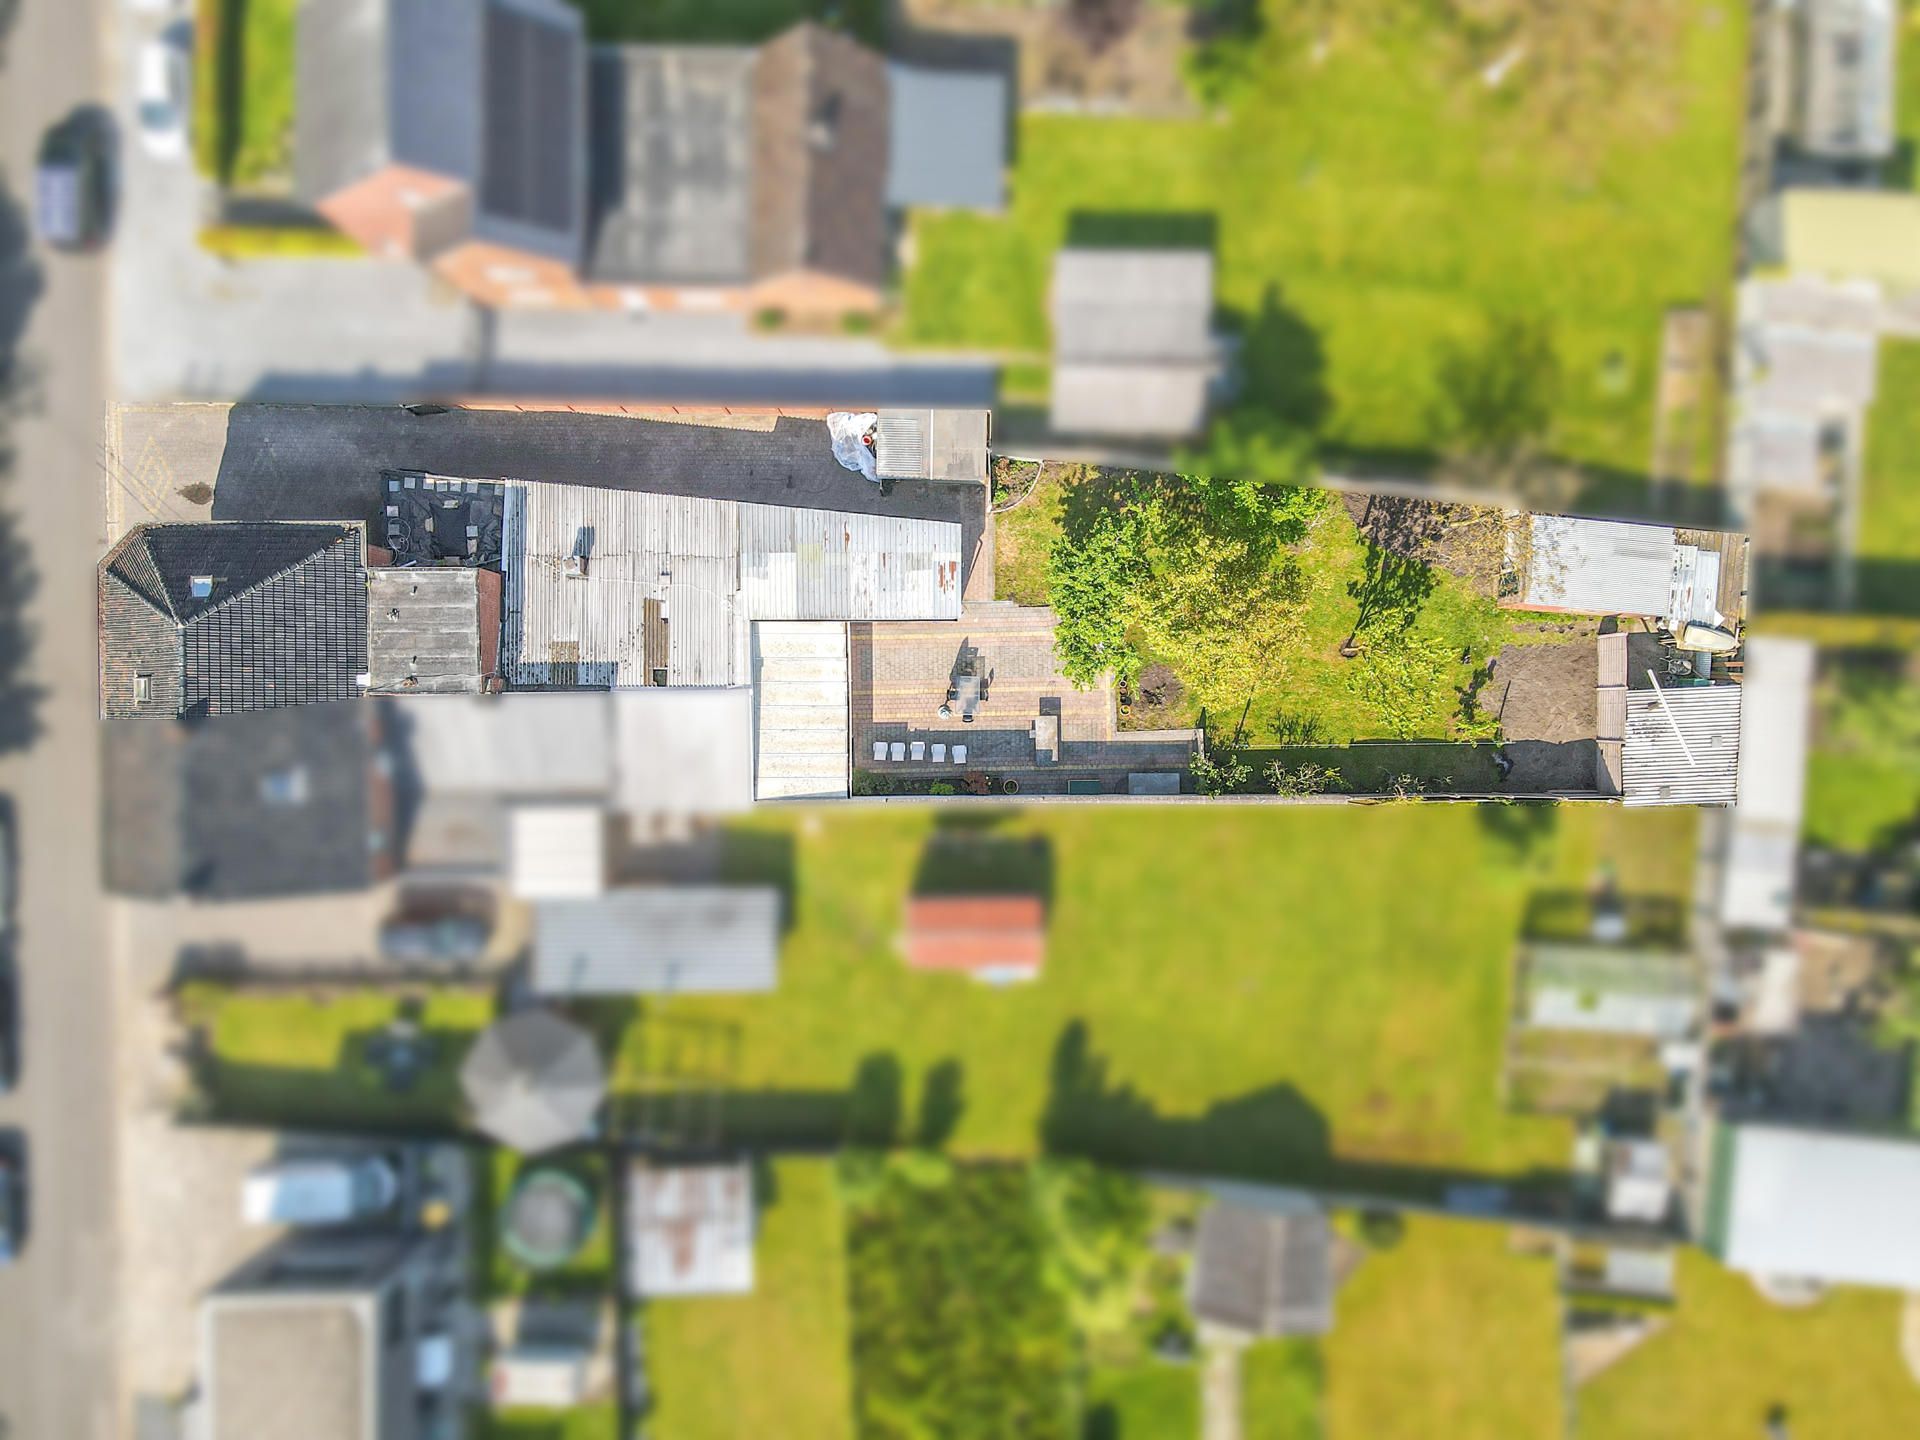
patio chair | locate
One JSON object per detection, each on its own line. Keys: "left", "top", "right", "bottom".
{"left": 932, "top": 743, "right": 947, "bottom": 763}
{"left": 910, "top": 741, "right": 926, "bottom": 761}
{"left": 872, "top": 741, "right": 888, "bottom": 762}
{"left": 952, "top": 744, "right": 968, "bottom": 765}
{"left": 890, "top": 742, "right": 906, "bottom": 762}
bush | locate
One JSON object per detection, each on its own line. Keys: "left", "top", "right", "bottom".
{"left": 1357, "top": 1208, "right": 1406, "bottom": 1250}
{"left": 929, "top": 781, "right": 958, "bottom": 796}
{"left": 1267, "top": 759, "right": 1340, "bottom": 797}
{"left": 753, "top": 306, "right": 788, "bottom": 332}
{"left": 841, "top": 310, "right": 878, "bottom": 335}
{"left": 1190, "top": 748, "right": 1251, "bottom": 797}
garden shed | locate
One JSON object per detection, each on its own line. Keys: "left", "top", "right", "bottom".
{"left": 626, "top": 1160, "right": 756, "bottom": 1297}
{"left": 1189, "top": 1194, "right": 1334, "bottom": 1338}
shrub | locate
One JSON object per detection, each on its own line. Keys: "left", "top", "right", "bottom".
{"left": 841, "top": 310, "right": 878, "bottom": 335}
{"left": 928, "top": 781, "right": 958, "bottom": 796}
{"left": 1190, "top": 748, "right": 1251, "bottom": 796}
{"left": 753, "top": 306, "right": 787, "bottom": 332}
{"left": 1267, "top": 760, "right": 1340, "bottom": 797}
{"left": 197, "top": 225, "right": 364, "bottom": 259}
{"left": 1357, "top": 1208, "right": 1406, "bottom": 1250}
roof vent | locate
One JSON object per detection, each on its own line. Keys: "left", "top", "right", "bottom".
{"left": 563, "top": 554, "right": 589, "bottom": 579}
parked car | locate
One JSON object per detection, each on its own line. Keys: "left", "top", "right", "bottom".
{"left": 379, "top": 915, "right": 491, "bottom": 964}
{"left": 242, "top": 1154, "right": 400, "bottom": 1227}
{"left": 0, "top": 1146, "right": 23, "bottom": 1266}
{"left": 135, "top": 29, "right": 190, "bottom": 161}
{"left": 34, "top": 109, "right": 112, "bottom": 251}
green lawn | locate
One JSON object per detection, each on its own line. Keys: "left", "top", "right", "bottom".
{"left": 1579, "top": 1249, "right": 1920, "bottom": 1440}
{"left": 475, "top": 1406, "right": 619, "bottom": 1440}
{"left": 1243, "top": 1340, "right": 1325, "bottom": 1440}
{"left": 195, "top": 0, "right": 298, "bottom": 185}
{"left": 901, "top": 0, "right": 1746, "bottom": 475}
{"left": 643, "top": 1158, "right": 855, "bottom": 1440}
{"left": 1894, "top": 2, "right": 1920, "bottom": 188}
{"left": 1323, "top": 1215, "right": 1563, "bottom": 1440}
{"left": 1858, "top": 341, "right": 1920, "bottom": 615}
{"left": 617, "top": 803, "right": 1694, "bottom": 1190}
{"left": 181, "top": 804, "right": 1693, "bottom": 1194}
{"left": 1084, "top": 1362, "right": 1200, "bottom": 1439}
{"left": 176, "top": 984, "right": 493, "bottom": 1128}
{"left": 1805, "top": 749, "right": 1920, "bottom": 851}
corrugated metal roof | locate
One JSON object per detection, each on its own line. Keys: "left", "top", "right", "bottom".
{"left": 626, "top": 1160, "right": 755, "bottom": 1297}
{"left": 1622, "top": 683, "right": 1743, "bottom": 807}
{"left": 502, "top": 482, "right": 961, "bottom": 690}
{"left": 1523, "top": 515, "right": 1676, "bottom": 616}
{"left": 751, "top": 621, "right": 848, "bottom": 801}
{"left": 1722, "top": 1124, "right": 1920, "bottom": 1289}
{"left": 533, "top": 886, "right": 780, "bottom": 994}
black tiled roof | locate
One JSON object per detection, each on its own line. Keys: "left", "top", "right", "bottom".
{"left": 101, "top": 704, "right": 384, "bottom": 900}
{"left": 99, "top": 524, "right": 368, "bottom": 718}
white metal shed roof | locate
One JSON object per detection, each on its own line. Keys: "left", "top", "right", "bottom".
{"left": 627, "top": 1160, "right": 755, "bottom": 1297}
{"left": 1720, "top": 1124, "right": 1920, "bottom": 1290}
{"left": 1052, "top": 249, "right": 1216, "bottom": 363}
{"left": 1522, "top": 515, "right": 1676, "bottom": 616}
{"left": 509, "top": 804, "right": 608, "bottom": 899}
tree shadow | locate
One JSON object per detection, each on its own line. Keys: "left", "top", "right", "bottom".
{"left": 1065, "top": 210, "right": 1217, "bottom": 253}
{"left": 911, "top": 819, "right": 1055, "bottom": 910}
{"left": 1041, "top": 1020, "right": 1572, "bottom": 1208}
{"left": 916, "top": 1058, "right": 966, "bottom": 1148}
{"left": 0, "top": 171, "right": 45, "bottom": 755}
{"left": 719, "top": 825, "right": 798, "bottom": 934}
{"left": 1215, "top": 282, "right": 1330, "bottom": 436}
{"left": 1346, "top": 539, "right": 1438, "bottom": 644}
{"left": 1476, "top": 801, "right": 1560, "bottom": 861}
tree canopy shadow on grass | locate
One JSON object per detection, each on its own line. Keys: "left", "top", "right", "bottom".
{"left": 1065, "top": 210, "right": 1217, "bottom": 253}
{"left": 1039, "top": 1020, "right": 1571, "bottom": 1207}
{"left": 911, "top": 816, "right": 1055, "bottom": 910}
{"left": 0, "top": 174, "right": 45, "bottom": 755}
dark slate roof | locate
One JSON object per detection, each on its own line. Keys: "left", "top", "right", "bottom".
{"left": 297, "top": 0, "right": 583, "bottom": 262}
{"left": 1190, "top": 1202, "right": 1334, "bottom": 1337}
{"left": 101, "top": 704, "right": 383, "bottom": 900}
{"left": 99, "top": 523, "right": 368, "bottom": 718}
{"left": 205, "top": 405, "right": 986, "bottom": 594}
{"left": 585, "top": 44, "right": 756, "bottom": 285}
{"left": 749, "top": 22, "right": 890, "bottom": 288}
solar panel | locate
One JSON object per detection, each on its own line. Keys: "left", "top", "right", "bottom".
{"left": 480, "top": 4, "right": 577, "bottom": 234}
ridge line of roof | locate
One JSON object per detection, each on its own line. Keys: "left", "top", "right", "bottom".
{"left": 189, "top": 526, "right": 364, "bottom": 624}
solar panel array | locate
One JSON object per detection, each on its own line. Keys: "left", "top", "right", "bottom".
{"left": 481, "top": 2, "right": 577, "bottom": 234}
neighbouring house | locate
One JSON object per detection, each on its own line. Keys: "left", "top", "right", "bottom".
{"left": 903, "top": 894, "right": 1046, "bottom": 983}
{"left": 101, "top": 702, "right": 395, "bottom": 901}
{"left": 192, "top": 1229, "right": 469, "bottom": 1440}
{"left": 1721, "top": 636, "right": 1816, "bottom": 933}
{"left": 1707, "top": 1121, "right": 1920, "bottom": 1292}
{"left": 365, "top": 566, "right": 501, "bottom": 695}
{"left": 297, "top": 0, "right": 588, "bottom": 308}
{"left": 1776, "top": 0, "right": 1898, "bottom": 162}
{"left": 297, "top": 3, "right": 1006, "bottom": 315}
{"left": 98, "top": 522, "right": 367, "bottom": 719}
{"left": 533, "top": 886, "right": 782, "bottom": 996}
{"left": 1049, "top": 248, "right": 1219, "bottom": 439}
{"left": 626, "top": 1159, "right": 755, "bottom": 1298}
{"left": 1188, "top": 1194, "right": 1335, "bottom": 1339}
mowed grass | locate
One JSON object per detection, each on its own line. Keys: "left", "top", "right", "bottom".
{"left": 1084, "top": 1361, "right": 1201, "bottom": 1438}
{"left": 900, "top": 1, "right": 1746, "bottom": 473}
{"left": 1243, "top": 1340, "right": 1325, "bottom": 1440}
{"left": 476, "top": 1407, "right": 619, "bottom": 1440}
{"left": 622, "top": 803, "right": 1696, "bottom": 1184}
{"left": 177, "top": 984, "right": 494, "bottom": 1128}
{"left": 1322, "top": 1215, "right": 1563, "bottom": 1440}
{"left": 642, "top": 1159, "right": 855, "bottom": 1440}
{"left": 1858, "top": 341, "right": 1920, "bottom": 615}
{"left": 1804, "top": 747, "right": 1920, "bottom": 851}
{"left": 1579, "top": 1249, "right": 1920, "bottom": 1440}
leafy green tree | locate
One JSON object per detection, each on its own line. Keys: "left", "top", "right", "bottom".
{"left": 1190, "top": 747, "right": 1251, "bottom": 796}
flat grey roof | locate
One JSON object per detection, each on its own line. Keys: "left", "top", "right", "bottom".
{"left": 1723, "top": 1123, "right": 1920, "bottom": 1289}
{"left": 204, "top": 1297, "right": 372, "bottom": 1440}
{"left": 585, "top": 44, "right": 755, "bottom": 285}
{"left": 534, "top": 886, "right": 781, "bottom": 995}
{"left": 368, "top": 567, "right": 484, "bottom": 694}
{"left": 886, "top": 64, "right": 1005, "bottom": 211}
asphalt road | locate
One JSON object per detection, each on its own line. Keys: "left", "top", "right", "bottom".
{"left": 0, "top": 0, "right": 119, "bottom": 1436}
